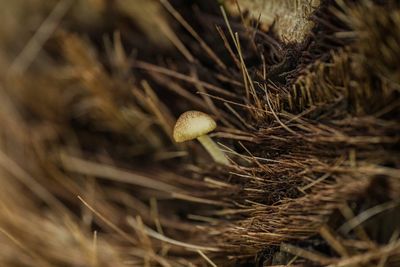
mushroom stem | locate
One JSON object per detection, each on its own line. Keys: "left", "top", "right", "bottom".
{"left": 196, "top": 135, "right": 229, "bottom": 165}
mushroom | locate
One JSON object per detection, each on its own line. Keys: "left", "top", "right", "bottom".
{"left": 173, "top": 111, "right": 229, "bottom": 165}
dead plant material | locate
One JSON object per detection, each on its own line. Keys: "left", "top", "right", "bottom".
{"left": 0, "top": 0, "right": 399, "bottom": 266}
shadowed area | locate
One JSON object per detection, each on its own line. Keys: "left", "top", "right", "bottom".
{"left": 0, "top": 0, "right": 399, "bottom": 266}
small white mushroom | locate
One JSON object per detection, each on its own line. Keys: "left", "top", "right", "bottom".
{"left": 173, "top": 111, "right": 229, "bottom": 165}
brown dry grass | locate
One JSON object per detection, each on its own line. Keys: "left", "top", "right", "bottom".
{"left": 0, "top": 0, "right": 399, "bottom": 266}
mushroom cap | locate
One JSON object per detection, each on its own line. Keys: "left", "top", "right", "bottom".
{"left": 173, "top": 111, "right": 216, "bottom": 142}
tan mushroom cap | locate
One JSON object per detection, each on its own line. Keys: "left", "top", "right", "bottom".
{"left": 173, "top": 111, "right": 216, "bottom": 142}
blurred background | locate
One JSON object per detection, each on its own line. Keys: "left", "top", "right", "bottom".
{"left": 0, "top": 0, "right": 399, "bottom": 266}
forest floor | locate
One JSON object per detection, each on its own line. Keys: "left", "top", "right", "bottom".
{"left": 0, "top": 0, "right": 399, "bottom": 266}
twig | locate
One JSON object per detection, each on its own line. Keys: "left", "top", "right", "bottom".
{"left": 160, "top": 0, "right": 226, "bottom": 70}
{"left": 9, "top": 0, "right": 73, "bottom": 74}
{"left": 327, "top": 241, "right": 400, "bottom": 267}
{"left": 280, "top": 243, "right": 334, "bottom": 265}
{"left": 339, "top": 200, "right": 400, "bottom": 235}
{"left": 61, "top": 153, "right": 179, "bottom": 192}
{"left": 127, "top": 217, "right": 220, "bottom": 252}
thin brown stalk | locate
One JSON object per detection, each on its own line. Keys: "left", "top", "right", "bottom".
{"left": 160, "top": 0, "right": 227, "bottom": 70}
{"left": 9, "top": 0, "right": 73, "bottom": 74}
{"left": 134, "top": 61, "right": 237, "bottom": 97}
{"left": 280, "top": 243, "right": 335, "bottom": 265}
{"left": 127, "top": 217, "right": 221, "bottom": 252}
